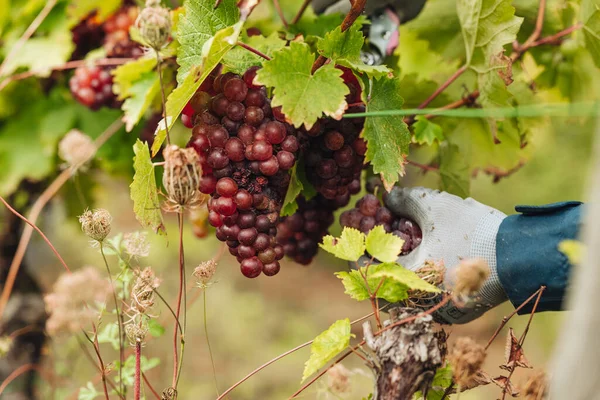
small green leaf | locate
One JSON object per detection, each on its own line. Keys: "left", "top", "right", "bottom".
{"left": 558, "top": 239, "right": 584, "bottom": 265}
{"left": 147, "top": 319, "right": 166, "bottom": 338}
{"left": 365, "top": 225, "right": 404, "bottom": 263}
{"left": 281, "top": 164, "right": 303, "bottom": 216}
{"left": 413, "top": 116, "right": 444, "bottom": 145}
{"left": 302, "top": 319, "right": 351, "bottom": 382}
{"left": 153, "top": 22, "right": 242, "bottom": 155}
{"left": 67, "top": 0, "right": 122, "bottom": 26}
{"left": 363, "top": 77, "right": 410, "bottom": 191}
{"left": 117, "top": 355, "right": 161, "bottom": 385}
{"left": 176, "top": 0, "right": 240, "bottom": 83}
{"left": 113, "top": 57, "right": 158, "bottom": 100}
{"left": 255, "top": 42, "right": 349, "bottom": 129}
{"left": 335, "top": 263, "right": 410, "bottom": 303}
{"left": 320, "top": 227, "right": 366, "bottom": 262}
{"left": 78, "top": 382, "right": 100, "bottom": 400}
{"left": 582, "top": 4, "right": 600, "bottom": 68}
{"left": 222, "top": 32, "right": 286, "bottom": 74}
{"left": 370, "top": 263, "right": 441, "bottom": 293}
{"left": 131, "top": 140, "right": 165, "bottom": 234}
{"left": 317, "top": 24, "right": 390, "bottom": 78}
{"left": 121, "top": 72, "right": 160, "bottom": 132}
{"left": 439, "top": 143, "right": 470, "bottom": 198}
{"left": 96, "top": 322, "right": 120, "bottom": 351}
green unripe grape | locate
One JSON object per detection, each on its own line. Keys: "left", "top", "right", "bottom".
{"left": 560, "top": 39, "right": 579, "bottom": 58}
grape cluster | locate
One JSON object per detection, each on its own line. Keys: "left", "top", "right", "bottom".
{"left": 69, "top": 66, "right": 120, "bottom": 110}
{"left": 102, "top": 6, "right": 143, "bottom": 58}
{"left": 276, "top": 194, "right": 349, "bottom": 265}
{"left": 187, "top": 67, "right": 301, "bottom": 278}
{"left": 71, "top": 13, "right": 105, "bottom": 60}
{"left": 340, "top": 194, "right": 423, "bottom": 255}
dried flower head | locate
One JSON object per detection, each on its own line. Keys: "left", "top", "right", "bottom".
{"left": 326, "top": 363, "right": 352, "bottom": 395}
{"left": 124, "top": 231, "right": 151, "bottom": 258}
{"left": 521, "top": 370, "right": 547, "bottom": 400}
{"left": 162, "top": 145, "right": 205, "bottom": 211}
{"left": 58, "top": 129, "right": 95, "bottom": 168}
{"left": 449, "top": 336, "right": 487, "bottom": 386}
{"left": 193, "top": 259, "right": 217, "bottom": 287}
{"left": 136, "top": 0, "right": 171, "bottom": 50}
{"left": 44, "top": 266, "right": 112, "bottom": 336}
{"left": 79, "top": 208, "right": 112, "bottom": 242}
{"left": 125, "top": 321, "right": 149, "bottom": 346}
{"left": 0, "top": 336, "right": 13, "bottom": 358}
{"left": 161, "top": 387, "right": 177, "bottom": 400}
{"left": 453, "top": 258, "right": 490, "bottom": 298}
{"left": 129, "top": 267, "right": 161, "bottom": 316}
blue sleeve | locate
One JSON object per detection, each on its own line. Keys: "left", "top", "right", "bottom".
{"left": 496, "top": 201, "right": 583, "bottom": 314}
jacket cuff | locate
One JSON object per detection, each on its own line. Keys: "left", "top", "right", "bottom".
{"left": 496, "top": 201, "right": 583, "bottom": 314}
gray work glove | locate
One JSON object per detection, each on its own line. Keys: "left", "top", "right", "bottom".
{"left": 311, "top": 0, "right": 427, "bottom": 22}
{"left": 376, "top": 187, "right": 509, "bottom": 324}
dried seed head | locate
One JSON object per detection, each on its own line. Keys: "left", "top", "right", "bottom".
{"left": 44, "top": 266, "right": 112, "bottom": 336}
{"left": 521, "top": 370, "right": 547, "bottom": 400}
{"left": 453, "top": 258, "right": 490, "bottom": 297}
{"left": 136, "top": 1, "right": 171, "bottom": 50}
{"left": 0, "top": 336, "right": 13, "bottom": 357}
{"left": 162, "top": 145, "right": 204, "bottom": 210}
{"left": 130, "top": 267, "right": 160, "bottom": 316}
{"left": 79, "top": 208, "right": 112, "bottom": 242}
{"left": 449, "top": 336, "right": 487, "bottom": 386}
{"left": 194, "top": 259, "right": 217, "bottom": 286}
{"left": 125, "top": 321, "right": 149, "bottom": 346}
{"left": 416, "top": 259, "right": 446, "bottom": 286}
{"left": 124, "top": 231, "right": 151, "bottom": 258}
{"left": 161, "top": 387, "right": 177, "bottom": 400}
{"left": 326, "top": 363, "right": 352, "bottom": 394}
{"left": 58, "top": 129, "right": 95, "bottom": 168}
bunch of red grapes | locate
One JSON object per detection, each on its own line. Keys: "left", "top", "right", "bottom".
{"left": 69, "top": 6, "right": 143, "bottom": 110}
{"left": 186, "top": 67, "right": 301, "bottom": 278}
{"left": 340, "top": 193, "right": 422, "bottom": 255}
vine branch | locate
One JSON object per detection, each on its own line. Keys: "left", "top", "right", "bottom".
{"left": 292, "top": 0, "right": 312, "bottom": 24}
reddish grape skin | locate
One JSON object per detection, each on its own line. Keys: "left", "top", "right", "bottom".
{"left": 242, "top": 66, "right": 260, "bottom": 89}
{"left": 252, "top": 141, "right": 273, "bottom": 161}
{"left": 324, "top": 131, "right": 344, "bottom": 151}
{"left": 225, "top": 138, "right": 245, "bottom": 162}
{"left": 359, "top": 216, "right": 376, "bottom": 233}
{"left": 199, "top": 175, "right": 217, "bottom": 194}
{"left": 226, "top": 102, "right": 245, "bottom": 121}
{"left": 265, "top": 121, "right": 286, "bottom": 144}
{"left": 238, "top": 228, "right": 258, "bottom": 245}
{"left": 245, "top": 89, "right": 265, "bottom": 107}
{"left": 358, "top": 194, "right": 379, "bottom": 217}
{"left": 216, "top": 177, "right": 238, "bottom": 197}
{"left": 262, "top": 261, "right": 280, "bottom": 276}
{"left": 215, "top": 196, "right": 237, "bottom": 216}
{"left": 223, "top": 78, "right": 248, "bottom": 102}
{"left": 259, "top": 156, "right": 279, "bottom": 176}
{"left": 234, "top": 190, "right": 253, "bottom": 210}
{"left": 208, "top": 211, "right": 223, "bottom": 227}
{"left": 245, "top": 106, "right": 264, "bottom": 126}
{"left": 240, "top": 257, "right": 263, "bottom": 278}
{"left": 207, "top": 148, "right": 229, "bottom": 169}
{"left": 281, "top": 135, "right": 299, "bottom": 153}
{"left": 277, "top": 151, "right": 295, "bottom": 170}
{"left": 208, "top": 127, "right": 229, "bottom": 148}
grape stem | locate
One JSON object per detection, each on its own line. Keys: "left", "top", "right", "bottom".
{"left": 134, "top": 341, "right": 142, "bottom": 400}
{"left": 83, "top": 327, "right": 111, "bottom": 400}
{"left": 272, "top": 0, "right": 289, "bottom": 29}
{"left": 0, "top": 119, "right": 123, "bottom": 324}
{"left": 236, "top": 42, "right": 271, "bottom": 61}
{"left": 292, "top": 0, "right": 312, "bottom": 24}
{"left": 142, "top": 372, "right": 161, "bottom": 400}
{"left": 311, "top": 0, "right": 367, "bottom": 73}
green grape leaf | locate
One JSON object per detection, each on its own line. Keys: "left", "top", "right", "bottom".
{"left": 255, "top": 42, "right": 349, "bottom": 129}
{"left": 281, "top": 164, "right": 303, "bottom": 216}
{"left": 582, "top": 2, "right": 600, "bottom": 68}
{"left": 147, "top": 319, "right": 166, "bottom": 338}
{"left": 291, "top": 13, "right": 344, "bottom": 38}
{"left": 370, "top": 262, "right": 441, "bottom": 293}
{"left": 302, "top": 319, "right": 351, "bottom": 382}
{"left": 121, "top": 72, "right": 160, "bottom": 132}
{"left": 77, "top": 382, "right": 100, "bottom": 400}
{"left": 457, "top": 0, "right": 523, "bottom": 107}
{"left": 67, "top": 0, "right": 122, "bottom": 26}
{"left": 365, "top": 225, "right": 404, "bottom": 263}
{"left": 176, "top": 0, "right": 240, "bottom": 84}
{"left": 222, "top": 32, "right": 286, "bottom": 74}
{"left": 317, "top": 24, "right": 391, "bottom": 78}
{"left": 153, "top": 22, "right": 243, "bottom": 155}
{"left": 558, "top": 239, "right": 585, "bottom": 265}
{"left": 362, "top": 77, "right": 410, "bottom": 191}
{"left": 96, "top": 322, "right": 120, "bottom": 351}
{"left": 1, "top": 23, "right": 74, "bottom": 78}
{"left": 335, "top": 263, "right": 411, "bottom": 303}
{"left": 413, "top": 116, "right": 444, "bottom": 145}
{"left": 414, "top": 365, "right": 454, "bottom": 399}
{"left": 439, "top": 143, "right": 470, "bottom": 198}
{"left": 131, "top": 140, "right": 165, "bottom": 234}
{"left": 113, "top": 57, "right": 158, "bottom": 100}
{"left": 116, "top": 355, "right": 160, "bottom": 385}
{"left": 320, "top": 227, "right": 366, "bottom": 262}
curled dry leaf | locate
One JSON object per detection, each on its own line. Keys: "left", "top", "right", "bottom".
{"left": 500, "top": 327, "right": 532, "bottom": 371}
{"left": 492, "top": 375, "right": 520, "bottom": 397}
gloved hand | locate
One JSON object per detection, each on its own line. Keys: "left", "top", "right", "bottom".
{"left": 378, "top": 187, "right": 509, "bottom": 324}
{"left": 311, "top": 0, "right": 427, "bottom": 22}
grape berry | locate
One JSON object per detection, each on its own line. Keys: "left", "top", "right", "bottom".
{"left": 69, "top": 66, "right": 120, "bottom": 110}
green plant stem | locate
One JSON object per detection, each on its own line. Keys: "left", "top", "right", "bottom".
{"left": 100, "top": 244, "right": 125, "bottom": 398}
{"left": 204, "top": 290, "right": 221, "bottom": 396}
{"left": 156, "top": 51, "right": 171, "bottom": 145}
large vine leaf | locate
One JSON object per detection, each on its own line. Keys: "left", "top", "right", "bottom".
{"left": 131, "top": 140, "right": 165, "bottom": 234}
{"left": 320, "top": 227, "right": 366, "bottom": 262}
{"left": 370, "top": 263, "right": 441, "bottom": 293}
{"left": 176, "top": 0, "right": 240, "bottom": 84}
{"left": 153, "top": 22, "right": 243, "bottom": 156}
{"left": 582, "top": 0, "right": 600, "bottom": 68}
{"left": 221, "top": 32, "right": 286, "bottom": 74}
{"left": 67, "top": 0, "right": 122, "bottom": 26}
{"left": 438, "top": 142, "right": 470, "bottom": 198}
{"left": 457, "top": 0, "right": 523, "bottom": 107}
{"left": 254, "top": 41, "right": 349, "bottom": 129}
{"left": 302, "top": 319, "right": 352, "bottom": 382}
{"left": 335, "top": 263, "right": 411, "bottom": 303}
{"left": 317, "top": 24, "right": 390, "bottom": 78}
{"left": 362, "top": 77, "right": 410, "bottom": 191}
